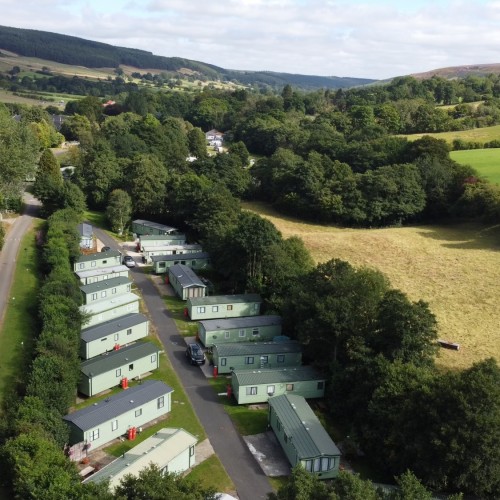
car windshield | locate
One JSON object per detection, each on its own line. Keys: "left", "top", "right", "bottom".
{"left": 191, "top": 345, "right": 202, "bottom": 355}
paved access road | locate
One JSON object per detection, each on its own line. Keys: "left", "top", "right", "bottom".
{"left": 94, "top": 228, "right": 273, "bottom": 500}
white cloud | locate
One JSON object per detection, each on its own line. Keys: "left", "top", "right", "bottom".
{"left": 0, "top": 0, "right": 496, "bottom": 79}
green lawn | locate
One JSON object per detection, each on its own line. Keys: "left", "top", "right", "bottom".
{"left": 162, "top": 295, "right": 198, "bottom": 336}
{"left": 450, "top": 148, "right": 500, "bottom": 184}
{"left": 400, "top": 124, "right": 500, "bottom": 145}
{"left": 0, "top": 224, "right": 40, "bottom": 413}
{"left": 186, "top": 455, "right": 235, "bottom": 494}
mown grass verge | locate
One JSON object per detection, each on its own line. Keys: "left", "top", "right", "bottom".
{"left": 186, "top": 454, "right": 235, "bottom": 494}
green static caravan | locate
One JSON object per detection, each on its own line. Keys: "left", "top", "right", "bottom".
{"left": 80, "top": 313, "right": 150, "bottom": 360}
{"left": 74, "top": 250, "right": 122, "bottom": 273}
{"left": 78, "top": 341, "right": 161, "bottom": 397}
{"left": 80, "top": 293, "right": 140, "bottom": 329}
{"left": 139, "top": 234, "right": 187, "bottom": 251}
{"left": 76, "top": 265, "right": 130, "bottom": 285}
{"left": 78, "top": 222, "right": 94, "bottom": 249}
{"left": 198, "top": 315, "right": 282, "bottom": 347}
{"left": 132, "top": 219, "right": 178, "bottom": 237}
{"left": 268, "top": 394, "right": 341, "bottom": 479}
{"left": 187, "top": 294, "right": 262, "bottom": 321}
{"left": 168, "top": 264, "right": 207, "bottom": 301}
{"left": 213, "top": 341, "right": 302, "bottom": 375}
{"left": 231, "top": 366, "right": 325, "bottom": 405}
{"left": 80, "top": 277, "right": 132, "bottom": 306}
{"left": 142, "top": 244, "right": 203, "bottom": 264}
{"left": 84, "top": 428, "right": 197, "bottom": 491}
{"left": 151, "top": 252, "right": 210, "bottom": 274}
{"left": 63, "top": 380, "right": 173, "bottom": 449}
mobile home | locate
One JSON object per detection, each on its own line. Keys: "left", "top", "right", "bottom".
{"left": 78, "top": 222, "right": 94, "bottom": 249}
{"left": 139, "top": 234, "right": 186, "bottom": 251}
{"left": 187, "top": 294, "right": 262, "bottom": 321}
{"left": 132, "top": 219, "right": 178, "bottom": 237}
{"left": 74, "top": 251, "right": 122, "bottom": 273}
{"left": 142, "top": 244, "right": 202, "bottom": 264}
{"left": 80, "top": 293, "right": 140, "bottom": 328}
{"left": 76, "top": 265, "right": 130, "bottom": 285}
{"left": 151, "top": 252, "right": 210, "bottom": 274}
{"left": 168, "top": 264, "right": 206, "bottom": 301}
{"left": 80, "top": 277, "right": 132, "bottom": 305}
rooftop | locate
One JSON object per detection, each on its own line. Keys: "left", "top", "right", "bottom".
{"left": 81, "top": 313, "right": 149, "bottom": 343}
{"left": 78, "top": 222, "right": 93, "bottom": 238}
{"left": 169, "top": 264, "right": 206, "bottom": 288}
{"left": 151, "top": 252, "right": 209, "bottom": 263}
{"left": 132, "top": 219, "right": 177, "bottom": 233}
{"left": 200, "top": 315, "right": 282, "bottom": 331}
{"left": 76, "top": 250, "right": 121, "bottom": 264}
{"left": 80, "top": 277, "right": 132, "bottom": 295}
{"left": 214, "top": 341, "right": 301, "bottom": 357}
{"left": 80, "top": 292, "right": 139, "bottom": 317}
{"left": 139, "top": 234, "right": 186, "bottom": 241}
{"left": 232, "top": 366, "right": 323, "bottom": 386}
{"left": 188, "top": 294, "right": 262, "bottom": 307}
{"left": 76, "top": 265, "right": 129, "bottom": 279}
{"left": 142, "top": 244, "right": 202, "bottom": 253}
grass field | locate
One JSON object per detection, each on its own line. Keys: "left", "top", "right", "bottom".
{"left": 401, "top": 124, "right": 500, "bottom": 145}
{"left": 243, "top": 202, "right": 500, "bottom": 370}
{"left": 450, "top": 148, "right": 500, "bottom": 184}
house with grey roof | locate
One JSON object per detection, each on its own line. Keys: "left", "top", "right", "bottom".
{"left": 78, "top": 342, "right": 161, "bottom": 397}
{"left": 198, "top": 315, "right": 282, "bottom": 347}
{"left": 84, "top": 428, "right": 197, "bottom": 490}
{"left": 80, "top": 313, "right": 150, "bottom": 359}
{"left": 268, "top": 394, "right": 341, "bottom": 479}
{"left": 63, "top": 380, "right": 173, "bottom": 448}
{"left": 142, "top": 244, "right": 203, "bottom": 264}
{"left": 167, "top": 264, "right": 206, "bottom": 300}
{"left": 80, "top": 292, "right": 140, "bottom": 329}
{"left": 213, "top": 341, "right": 302, "bottom": 374}
{"left": 76, "top": 265, "right": 130, "bottom": 285}
{"left": 139, "top": 234, "right": 186, "bottom": 251}
{"left": 132, "top": 219, "right": 178, "bottom": 237}
{"left": 187, "top": 294, "right": 262, "bottom": 321}
{"left": 78, "top": 223, "right": 94, "bottom": 249}
{"left": 80, "top": 277, "right": 132, "bottom": 305}
{"left": 231, "top": 366, "right": 325, "bottom": 405}
{"left": 74, "top": 251, "right": 122, "bottom": 273}
{"left": 151, "top": 252, "right": 210, "bottom": 274}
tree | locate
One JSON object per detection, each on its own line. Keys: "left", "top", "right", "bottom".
{"left": 32, "top": 149, "right": 63, "bottom": 215}
{"left": 58, "top": 181, "right": 87, "bottom": 216}
{"left": 106, "top": 189, "right": 132, "bottom": 234}
{"left": 187, "top": 127, "right": 208, "bottom": 159}
{"left": 268, "top": 465, "right": 331, "bottom": 500}
{"left": 389, "top": 471, "right": 433, "bottom": 500}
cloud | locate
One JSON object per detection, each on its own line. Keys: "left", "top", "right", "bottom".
{"left": 0, "top": 0, "right": 497, "bottom": 79}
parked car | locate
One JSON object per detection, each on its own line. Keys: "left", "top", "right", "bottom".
{"left": 123, "top": 255, "right": 136, "bottom": 268}
{"left": 185, "top": 343, "right": 205, "bottom": 365}
{"left": 101, "top": 246, "right": 111, "bottom": 252}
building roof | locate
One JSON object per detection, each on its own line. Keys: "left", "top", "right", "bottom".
{"left": 169, "top": 264, "right": 206, "bottom": 288}
{"left": 188, "top": 294, "right": 262, "bottom": 307}
{"left": 151, "top": 252, "right": 210, "bottom": 263}
{"left": 80, "top": 342, "right": 159, "bottom": 377}
{"left": 140, "top": 234, "right": 186, "bottom": 241}
{"left": 80, "top": 293, "right": 139, "bottom": 317}
{"left": 76, "top": 265, "right": 130, "bottom": 280}
{"left": 63, "top": 380, "right": 173, "bottom": 432}
{"left": 232, "top": 366, "right": 323, "bottom": 386}
{"left": 269, "top": 394, "right": 340, "bottom": 459}
{"left": 214, "top": 341, "right": 301, "bottom": 357}
{"left": 142, "top": 244, "right": 202, "bottom": 253}
{"left": 80, "top": 276, "right": 131, "bottom": 295}
{"left": 81, "top": 313, "right": 149, "bottom": 343}
{"left": 76, "top": 250, "right": 122, "bottom": 264}
{"left": 200, "top": 315, "right": 282, "bottom": 332}
{"left": 78, "top": 222, "right": 93, "bottom": 238}
{"left": 84, "top": 428, "right": 197, "bottom": 487}
{"left": 132, "top": 219, "right": 177, "bottom": 233}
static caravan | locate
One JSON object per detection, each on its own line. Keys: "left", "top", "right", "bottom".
{"left": 84, "top": 428, "right": 197, "bottom": 490}
{"left": 78, "top": 222, "right": 94, "bottom": 249}
{"left": 198, "top": 315, "right": 282, "bottom": 347}
{"left": 132, "top": 219, "right": 177, "bottom": 237}
{"left": 63, "top": 380, "right": 173, "bottom": 449}
{"left": 212, "top": 341, "right": 302, "bottom": 375}
{"left": 80, "top": 277, "right": 132, "bottom": 305}
{"left": 74, "top": 251, "right": 122, "bottom": 273}
{"left": 80, "top": 293, "right": 140, "bottom": 328}
{"left": 80, "top": 313, "right": 149, "bottom": 359}
{"left": 268, "top": 394, "right": 341, "bottom": 479}
{"left": 139, "top": 234, "right": 186, "bottom": 251}
{"left": 151, "top": 252, "right": 210, "bottom": 274}
{"left": 76, "top": 265, "right": 130, "bottom": 285}
{"left": 78, "top": 342, "right": 161, "bottom": 397}
{"left": 187, "top": 294, "right": 262, "bottom": 321}
{"left": 168, "top": 264, "right": 206, "bottom": 301}
{"left": 142, "top": 244, "right": 203, "bottom": 264}
{"left": 231, "top": 366, "right": 325, "bottom": 405}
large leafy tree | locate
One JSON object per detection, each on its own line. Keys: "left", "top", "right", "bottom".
{"left": 32, "top": 149, "right": 64, "bottom": 215}
{"left": 106, "top": 189, "right": 132, "bottom": 234}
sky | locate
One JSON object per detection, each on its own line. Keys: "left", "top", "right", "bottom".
{"left": 0, "top": 0, "right": 498, "bottom": 80}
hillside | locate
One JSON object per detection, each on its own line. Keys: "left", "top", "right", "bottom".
{"left": 411, "top": 63, "right": 500, "bottom": 80}
{"left": 0, "top": 25, "right": 375, "bottom": 90}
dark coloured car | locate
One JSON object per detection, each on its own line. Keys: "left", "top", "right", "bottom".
{"left": 101, "top": 246, "right": 111, "bottom": 252}
{"left": 185, "top": 343, "right": 205, "bottom": 365}
{"left": 122, "top": 255, "right": 136, "bottom": 268}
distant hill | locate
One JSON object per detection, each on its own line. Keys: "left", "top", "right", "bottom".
{"left": 0, "top": 25, "right": 376, "bottom": 90}
{"left": 411, "top": 63, "right": 500, "bottom": 79}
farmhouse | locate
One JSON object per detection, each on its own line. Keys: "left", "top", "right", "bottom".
{"left": 198, "top": 315, "right": 282, "bottom": 347}
{"left": 76, "top": 265, "right": 130, "bottom": 285}
{"left": 80, "top": 277, "right": 132, "bottom": 305}
{"left": 80, "top": 292, "right": 140, "bottom": 328}
{"left": 80, "top": 313, "right": 150, "bottom": 359}
{"left": 132, "top": 219, "right": 178, "bottom": 237}
{"left": 63, "top": 380, "right": 173, "bottom": 448}
{"left": 231, "top": 366, "right": 325, "bottom": 405}
{"left": 138, "top": 234, "right": 187, "bottom": 251}
{"left": 268, "top": 394, "right": 341, "bottom": 479}
{"left": 74, "top": 251, "right": 122, "bottom": 273}
{"left": 84, "top": 428, "right": 197, "bottom": 490}
{"left": 142, "top": 244, "right": 203, "bottom": 264}
{"left": 168, "top": 264, "right": 206, "bottom": 300}
{"left": 78, "top": 222, "right": 94, "bottom": 249}
{"left": 78, "top": 341, "right": 161, "bottom": 397}
{"left": 151, "top": 252, "right": 211, "bottom": 274}
{"left": 212, "top": 341, "right": 302, "bottom": 375}
{"left": 187, "top": 294, "right": 262, "bottom": 321}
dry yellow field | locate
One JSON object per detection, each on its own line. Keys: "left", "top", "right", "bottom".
{"left": 243, "top": 202, "right": 500, "bottom": 370}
